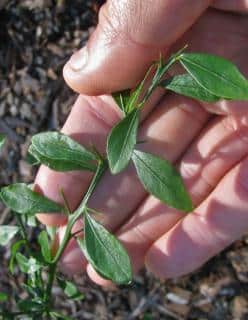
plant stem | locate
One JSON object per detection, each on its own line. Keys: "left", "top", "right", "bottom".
{"left": 140, "top": 46, "right": 187, "bottom": 105}
{"left": 14, "top": 213, "right": 31, "bottom": 254}
{"left": 53, "top": 160, "right": 108, "bottom": 264}
{"left": 42, "top": 160, "right": 107, "bottom": 311}
{"left": 15, "top": 213, "right": 28, "bottom": 243}
{"left": 45, "top": 263, "right": 57, "bottom": 304}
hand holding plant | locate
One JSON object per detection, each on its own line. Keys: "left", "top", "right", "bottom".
{"left": 1, "top": 2, "right": 248, "bottom": 318}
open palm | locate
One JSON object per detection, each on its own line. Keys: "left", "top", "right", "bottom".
{"left": 35, "top": 8, "right": 248, "bottom": 286}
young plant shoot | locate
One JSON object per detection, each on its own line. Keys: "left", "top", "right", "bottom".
{"left": 1, "top": 48, "right": 248, "bottom": 318}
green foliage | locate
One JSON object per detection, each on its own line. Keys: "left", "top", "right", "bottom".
{"left": 107, "top": 108, "right": 139, "bottom": 174}
{"left": 161, "top": 74, "right": 219, "bottom": 102}
{"left": 0, "top": 292, "right": 7, "bottom": 302}
{"left": 0, "top": 183, "right": 64, "bottom": 215}
{"left": 18, "top": 299, "right": 44, "bottom": 313}
{"left": 0, "top": 226, "right": 19, "bottom": 246}
{"left": 57, "top": 278, "right": 84, "bottom": 301}
{"left": 16, "top": 253, "right": 42, "bottom": 274}
{"left": 79, "top": 212, "right": 132, "bottom": 285}
{"left": 113, "top": 64, "right": 153, "bottom": 114}
{"left": 9, "top": 240, "right": 26, "bottom": 273}
{"left": 1, "top": 48, "right": 248, "bottom": 318}
{"left": 113, "top": 89, "right": 131, "bottom": 114}
{"left": 0, "top": 134, "right": 6, "bottom": 150}
{"left": 29, "top": 132, "right": 97, "bottom": 172}
{"left": 38, "top": 230, "right": 52, "bottom": 263}
{"left": 50, "top": 312, "right": 74, "bottom": 320}
{"left": 179, "top": 53, "right": 248, "bottom": 100}
{"left": 132, "top": 150, "right": 193, "bottom": 212}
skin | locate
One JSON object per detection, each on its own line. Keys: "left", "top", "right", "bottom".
{"left": 35, "top": 1, "right": 248, "bottom": 286}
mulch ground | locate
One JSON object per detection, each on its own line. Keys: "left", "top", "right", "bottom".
{"left": 0, "top": 1, "right": 248, "bottom": 319}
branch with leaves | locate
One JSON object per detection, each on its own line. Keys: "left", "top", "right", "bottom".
{"left": 1, "top": 48, "right": 248, "bottom": 318}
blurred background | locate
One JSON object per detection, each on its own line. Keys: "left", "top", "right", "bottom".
{"left": 0, "top": 1, "right": 248, "bottom": 319}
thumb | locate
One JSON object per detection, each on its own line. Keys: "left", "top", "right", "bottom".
{"left": 63, "top": 0, "right": 211, "bottom": 96}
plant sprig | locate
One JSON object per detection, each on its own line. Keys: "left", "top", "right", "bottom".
{"left": 1, "top": 48, "right": 248, "bottom": 318}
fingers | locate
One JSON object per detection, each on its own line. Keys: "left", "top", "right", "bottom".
{"left": 146, "top": 153, "right": 248, "bottom": 278}
{"left": 212, "top": 0, "right": 248, "bottom": 12}
{"left": 63, "top": 0, "right": 210, "bottom": 95}
{"left": 35, "top": 89, "right": 165, "bottom": 227}
{"left": 86, "top": 95, "right": 208, "bottom": 231}
{"left": 110, "top": 113, "right": 248, "bottom": 280}
{"left": 60, "top": 95, "right": 208, "bottom": 275}
{"left": 35, "top": 95, "right": 121, "bottom": 226}
{"left": 146, "top": 117, "right": 248, "bottom": 278}
{"left": 170, "top": 9, "right": 248, "bottom": 115}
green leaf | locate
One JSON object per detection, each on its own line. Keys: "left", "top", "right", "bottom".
{"left": 107, "top": 109, "right": 139, "bottom": 174}
{"left": 18, "top": 299, "right": 43, "bottom": 312}
{"left": 161, "top": 74, "right": 220, "bottom": 102}
{"left": 0, "top": 226, "right": 19, "bottom": 246}
{"left": 22, "top": 283, "right": 42, "bottom": 298}
{"left": 26, "top": 214, "right": 38, "bottom": 227}
{"left": 79, "top": 213, "right": 132, "bottom": 285}
{"left": 0, "top": 134, "right": 6, "bottom": 150}
{"left": 113, "top": 89, "right": 131, "bottom": 114}
{"left": 16, "top": 253, "right": 41, "bottom": 274}
{"left": 38, "top": 230, "right": 51, "bottom": 263}
{"left": 113, "top": 64, "right": 153, "bottom": 115}
{"left": 179, "top": 53, "right": 248, "bottom": 100}
{"left": 0, "top": 292, "right": 7, "bottom": 302}
{"left": 30, "top": 132, "right": 97, "bottom": 172}
{"left": 50, "top": 312, "right": 74, "bottom": 320}
{"left": 132, "top": 150, "right": 193, "bottom": 212}
{"left": 46, "top": 225, "right": 56, "bottom": 240}
{"left": 26, "top": 149, "right": 40, "bottom": 165}
{"left": 57, "top": 278, "right": 84, "bottom": 301}
{"left": 0, "top": 183, "right": 63, "bottom": 215}
{"left": 9, "top": 240, "right": 26, "bottom": 273}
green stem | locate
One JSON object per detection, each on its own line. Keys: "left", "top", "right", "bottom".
{"left": 42, "top": 160, "right": 107, "bottom": 312}
{"left": 15, "top": 213, "right": 28, "bottom": 242}
{"left": 140, "top": 46, "right": 187, "bottom": 105}
{"left": 141, "top": 58, "right": 176, "bottom": 104}
{"left": 14, "top": 213, "right": 31, "bottom": 254}
{"left": 45, "top": 263, "right": 57, "bottom": 304}
{"left": 53, "top": 160, "right": 108, "bottom": 264}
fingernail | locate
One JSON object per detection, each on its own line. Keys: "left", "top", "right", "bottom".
{"left": 68, "top": 47, "right": 88, "bottom": 71}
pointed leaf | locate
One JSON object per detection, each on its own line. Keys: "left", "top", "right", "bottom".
{"left": 38, "top": 230, "right": 51, "bottom": 263}
{"left": 107, "top": 109, "right": 139, "bottom": 174}
{"left": 18, "top": 299, "right": 43, "bottom": 312}
{"left": 79, "top": 213, "right": 132, "bottom": 285}
{"left": 112, "top": 89, "right": 131, "bottom": 114}
{"left": 9, "top": 240, "right": 26, "bottom": 273}
{"left": 161, "top": 74, "right": 219, "bottom": 102}
{"left": 26, "top": 148, "right": 40, "bottom": 165}
{"left": 132, "top": 150, "right": 193, "bottom": 212}
{"left": 57, "top": 278, "right": 84, "bottom": 301}
{"left": 50, "top": 312, "right": 74, "bottom": 320}
{"left": 126, "top": 64, "right": 154, "bottom": 112}
{"left": 26, "top": 214, "right": 38, "bottom": 227}
{"left": 30, "top": 132, "right": 97, "bottom": 172}
{"left": 180, "top": 53, "right": 248, "bottom": 100}
{"left": 0, "top": 134, "right": 6, "bottom": 150}
{"left": 0, "top": 183, "right": 63, "bottom": 215}
{"left": 0, "top": 226, "right": 19, "bottom": 246}
{"left": 126, "top": 80, "right": 145, "bottom": 113}
{"left": 16, "top": 253, "right": 42, "bottom": 274}
{"left": 0, "top": 292, "right": 8, "bottom": 302}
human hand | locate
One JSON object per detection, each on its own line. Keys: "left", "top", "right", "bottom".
{"left": 36, "top": 2, "right": 248, "bottom": 286}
